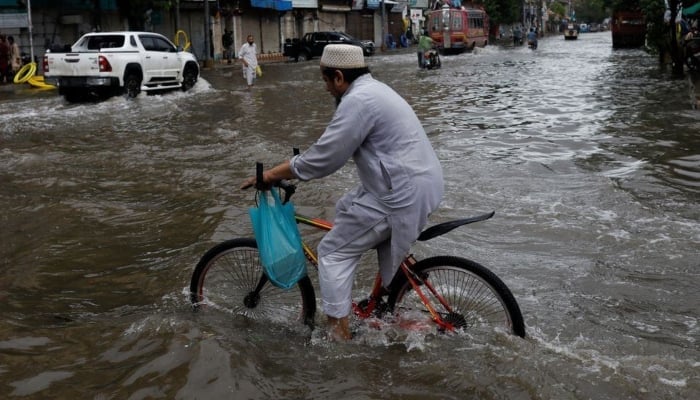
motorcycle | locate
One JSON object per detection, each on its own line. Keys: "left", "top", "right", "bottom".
{"left": 528, "top": 40, "right": 538, "bottom": 50}
{"left": 424, "top": 48, "right": 441, "bottom": 70}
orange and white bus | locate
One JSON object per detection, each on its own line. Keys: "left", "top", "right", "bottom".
{"left": 426, "top": 3, "right": 489, "bottom": 54}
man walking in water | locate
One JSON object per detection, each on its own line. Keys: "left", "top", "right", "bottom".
{"left": 238, "top": 34, "right": 258, "bottom": 90}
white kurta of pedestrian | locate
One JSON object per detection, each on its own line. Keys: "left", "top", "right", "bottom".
{"left": 238, "top": 42, "right": 258, "bottom": 86}
{"left": 290, "top": 74, "right": 444, "bottom": 318}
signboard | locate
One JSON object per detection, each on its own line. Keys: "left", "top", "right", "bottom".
{"left": 0, "top": 13, "right": 28, "bottom": 29}
{"left": 409, "top": 0, "right": 429, "bottom": 8}
{"left": 367, "top": 0, "right": 380, "bottom": 9}
{"left": 251, "top": 0, "right": 293, "bottom": 10}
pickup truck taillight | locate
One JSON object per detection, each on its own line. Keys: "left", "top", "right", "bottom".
{"left": 43, "top": 55, "right": 48, "bottom": 73}
{"left": 98, "top": 55, "right": 112, "bottom": 72}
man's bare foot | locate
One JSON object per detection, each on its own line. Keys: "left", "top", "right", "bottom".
{"left": 327, "top": 316, "right": 352, "bottom": 341}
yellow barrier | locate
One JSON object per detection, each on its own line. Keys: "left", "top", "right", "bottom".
{"left": 14, "top": 62, "right": 37, "bottom": 84}
{"left": 27, "top": 75, "right": 56, "bottom": 89}
{"left": 174, "top": 30, "right": 191, "bottom": 51}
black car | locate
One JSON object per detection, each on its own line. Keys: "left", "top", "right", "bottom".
{"left": 284, "top": 31, "right": 375, "bottom": 61}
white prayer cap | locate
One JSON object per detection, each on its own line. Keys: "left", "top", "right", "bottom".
{"left": 320, "top": 44, "right": 366, "bottom": 69}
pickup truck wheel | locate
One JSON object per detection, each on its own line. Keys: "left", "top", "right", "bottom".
{"left": 297, "top": 52, "right": 309, "bottom": 62}
{"left": 181, "top": 66, "right": 198, "bottom": 92}
{"left": 62, "top": 89, "right": 84, "bottom": 103}
{"left": 124, "top": 73, "right": 141, "bottom": 99}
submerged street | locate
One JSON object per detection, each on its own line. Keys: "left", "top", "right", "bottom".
{"left": 1, "top": 31, "right": 698, "bottom": 398}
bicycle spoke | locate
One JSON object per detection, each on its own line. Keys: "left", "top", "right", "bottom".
{"left": 389, "top": 256, "right": 525, "bottom": 337}
{"left": 191, "top": 239, "right": 315, "bottom": 328}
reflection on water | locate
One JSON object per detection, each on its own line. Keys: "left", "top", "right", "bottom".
{"left": 1, "top": 32, "right": 698, "bottom": 398}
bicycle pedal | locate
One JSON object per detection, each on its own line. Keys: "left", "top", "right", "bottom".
{"left": 354, "top": 297, "right": 388, "bottom": 318}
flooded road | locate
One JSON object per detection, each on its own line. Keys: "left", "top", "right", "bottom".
{"left": 1, "top": 31, "right": 698, "bottom": 399}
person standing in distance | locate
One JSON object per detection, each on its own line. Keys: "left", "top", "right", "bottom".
{"left": 222, "top": 29, "right": 234, "bottom": 64}
{"left": 240, "top": 44, "right": 444, "bottom": 341}
{"left": 238, "top": 34, "right": 258, "bottom": 90}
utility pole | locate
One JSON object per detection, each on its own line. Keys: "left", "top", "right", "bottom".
{"left": 27, "top": 0, "right": 34, "bottom": 63}
{"left": 381, "top": 0, "right": 386, "bottom": 51}
{"left": 204, "top": 0, "right": 212, "bottom": 66}
{"left": 176, "top": 0, "right": 180, "bottom": 32}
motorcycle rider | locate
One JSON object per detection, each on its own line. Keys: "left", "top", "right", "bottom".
{"left": 417, "top": 28, "right": 433, "bottom": 69}
{"left": 513, "top": 25, "right": 523, "bottom": 46}
{"left": 527, "top": 28, "right": 538, "bottom": 49}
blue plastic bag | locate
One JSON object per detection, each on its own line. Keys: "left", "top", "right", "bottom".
{"left": 249, "top": 189, "right": 307, "bottom": 289}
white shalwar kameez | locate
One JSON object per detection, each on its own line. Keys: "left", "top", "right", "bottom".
{"left": 238, "top": 42, "right": 258, "bottom": 86}
{"left": 289, "top": 74, "right": 444, "bottom": 318}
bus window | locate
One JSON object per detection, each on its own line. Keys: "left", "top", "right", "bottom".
{"left": 452, "top": 13, "right": 463, "bottom": 31}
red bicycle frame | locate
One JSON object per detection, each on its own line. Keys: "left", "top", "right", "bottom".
{"left": 293, "top": 213, "right": 457, "bottom": 331}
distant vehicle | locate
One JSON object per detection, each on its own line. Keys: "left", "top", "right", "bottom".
{"left": 283, "top": 31, "right": 374, "bottom": 62}
{"left": 426, "top": 3, "right": 489, "bottom": 54}
{"left": 423, "top": 48, "right": 441, "bottom": 69}
{"left": 612, "top": 10, "right": 646, "bottom": 48}
{"left": 564, "top": 24, "right": 579, "bottom": 40}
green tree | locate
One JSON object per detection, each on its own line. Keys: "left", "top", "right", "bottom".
{"left": 550, "top": 2, "right": 566, "bottom": 19}
{"left": 575, "top": 0, "right": 608, "bottom": 23}
{"left": 482, "top": 0, "right": 522, "bottom": 28}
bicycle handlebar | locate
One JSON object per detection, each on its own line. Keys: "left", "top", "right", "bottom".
{"left": 255, "top": 147, "right": 300, "bottom": 204}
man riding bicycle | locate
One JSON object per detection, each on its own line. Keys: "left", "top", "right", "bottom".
{"left": 241, "top": 44, "right": 444, "bottom": 341}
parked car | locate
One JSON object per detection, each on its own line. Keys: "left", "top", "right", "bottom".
{"left": 283, "top": 31, "right": 375, "bottom": 62}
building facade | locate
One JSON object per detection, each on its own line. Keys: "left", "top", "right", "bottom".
{"left": 0, "top": 0, "right": 434, "bottom": 66}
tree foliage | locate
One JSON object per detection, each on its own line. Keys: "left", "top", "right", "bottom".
{"left": 574, "top": 0, "right": 609, "bottom": 23}
{"left": 550, "top": 2, "right": 566, "bottom": 18}
{"left": 481, "top": 0, "right": 522, "bottom": 26}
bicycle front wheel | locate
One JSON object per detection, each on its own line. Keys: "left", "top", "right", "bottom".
{"left": 387, "top": 256, "right": 525, "bottom": 337}
{"left": 189, "top": 238, "right": 316, "bottom": 328}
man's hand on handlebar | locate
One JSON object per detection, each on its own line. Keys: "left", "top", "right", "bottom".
{"left": 240, "top": 160, "right": 295, "bottom": 190}
{"left": 240, "top": 174, "right": 271, "bottom": 191}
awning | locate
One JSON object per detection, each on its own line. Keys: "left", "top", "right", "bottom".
{"left": 0, "top": 13, "right": 28, "bottom": 29}
{"left": 367, "top": 0, "right": 397, "bottom": 9}
{"left": 251, "top": 0, "right": 293, "bottom": 11}
{"left": 683, "top": 2, "right": 700, "bottom": 17}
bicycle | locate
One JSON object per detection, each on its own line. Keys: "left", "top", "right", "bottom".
{"left": 189, "top": 163, "right": 526, "bottom": 338}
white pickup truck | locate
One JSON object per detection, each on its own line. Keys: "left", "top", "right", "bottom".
{"left": 43, "top": 31, "right": 200, "bottom": 102}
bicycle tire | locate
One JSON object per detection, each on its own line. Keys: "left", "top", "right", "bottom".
{"left": 189, "top": 238, "right": 316, "bottom": 329}
{"left": 387, "top": 256, "right": 526, "bottom": 338}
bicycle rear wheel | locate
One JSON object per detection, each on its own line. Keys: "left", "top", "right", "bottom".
{"left": 190, "top": 238, "right": 316, "bottom": 328}
{"left": 387, "top": 256, "right": 525, "bottom": 337}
